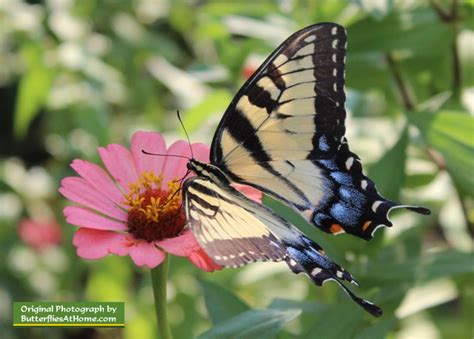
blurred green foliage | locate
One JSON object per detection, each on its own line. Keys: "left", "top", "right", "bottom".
{"left": 0, "top": 0, "right": 473, "bottom": 338}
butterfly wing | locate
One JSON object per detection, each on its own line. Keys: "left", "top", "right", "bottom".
{"left": 210, "top": 23, "right": 429, "bottom": 240}
{"left": 183, "top": 175, "right": 382, "bottom": 316}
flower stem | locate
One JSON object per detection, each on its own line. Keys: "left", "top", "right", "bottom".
{"left": 151, "top": 255, "right": 173, "bottom": 339}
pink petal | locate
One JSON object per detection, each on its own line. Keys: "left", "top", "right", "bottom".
{"left": 158, "top": 228, "right": 198, "bottom": 256}
{"left": 129, "top": 241, "right": 165, "bottom": 268}
{"left": 130, "top": 131, "right": 167, "bottom": 175}
{"left": 188, "top": 248, "right": 222, "bottom": 272}
{"left": 191, "top": 143, "right": 210, "bottom": 163}
{"left": 98, "top": 144, "right": 139, "bottom": 192}
{"left": 158, "top": 229, "right": 222, "bottom": 272}
{"left": 70, "top": 159, "right": 124, "bottom": 206}
{"left": 73, "top": 228, "right": 126, "bottom": 259}
{"left": 60, "top": 177, "right": 127, "bottom": 221}
{"left": 161, "top": 140, "right": 192, "bottom": 185}
{"left": 63, "top": 206, "right": 127, "bottom": 231}
{"left": 233, "top": 184, "right": 263, "bottom": 203}
{"left": 108, "top": 234, "right": 135, "bottom": 256}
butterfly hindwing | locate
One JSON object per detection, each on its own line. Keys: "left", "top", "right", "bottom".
{"left": 210, "top": 23, "right": 429, "bottom": 240}
{"left": 183, "top": 176, "right": 287, "bottom": 267}
{"left": 183, "top": 170, "right": 382, "bottom": 316}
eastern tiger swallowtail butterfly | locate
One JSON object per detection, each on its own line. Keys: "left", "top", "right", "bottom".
{"left": 182, "top": 22, "right": 430, "bottom": 317}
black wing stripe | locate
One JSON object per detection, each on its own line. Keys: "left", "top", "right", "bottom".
{"left": 225, "top": 109, "right": 272, "bottom": 163}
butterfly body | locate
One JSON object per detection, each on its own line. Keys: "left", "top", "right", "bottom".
{"left": 182, "top": 23, "right": 430, "bottom": 317}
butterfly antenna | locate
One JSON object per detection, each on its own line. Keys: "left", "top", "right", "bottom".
{"left": 141, "top": 149, "right": 190, "bottom": 160}
{"left": 177, "top": 110, "right": 194, "bottom": 159}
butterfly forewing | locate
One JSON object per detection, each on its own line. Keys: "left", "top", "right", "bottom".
{"left": 210, "top": 23, "right": 428, "bottom": 240}
{"left": 212, "top": 23, "right": 346, "bottom": 164}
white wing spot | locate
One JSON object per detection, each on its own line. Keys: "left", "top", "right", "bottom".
{"left": 343, "top": 56, "right": 347, "bottom": 64}
{"left": 249, "top": 251, "right": 255, "bottom": 255}
{"left": 222, "top": 256, "right": 228, "bottom": 260}
{"left": 239, "top": 253, "right": 246, "bottom": 257}
{"left": 333, "top": 68, "right": 337, "bottom": 77}
{"left": 229, "top": 254, "right": 235, "bottom": 259}
{"left": 361, "top": 180, "right": 368, "bottom": 190}
{"left": 336, "top": 271, "right": 344, "bottom": 278}
{"left": 214, "top": 255, "right": 221, "bottom": 260}
{"left": 372, "top": 201, "right": 383, "bottom": 212}
{"left": 332, "top": 39, "right": 338, "bottom": 49}
{"left": 304, "top": 35, "right": 316, "bottom": 43}
{"left": 331, "top": 26, "right": 338, "bottom": 35}
{"left": 333, "top": 83, "right": 337, "bottom": 92}
{"left": 345, "top": 157, "right": 354, "bottom": 170}
{"left": 336, "top": 102, "right": 340, "bottom": 107}
{"left": 332, "top": 53, "right": 337, "bottom": 63}
{"left": 311, "top": 268, "right": 322, "bottom": 276}
{"left": 289, "top": 259, "right": 297, "bottom": 267}
{"left": 344, "top": 41, "right": 348, "bottom": 49}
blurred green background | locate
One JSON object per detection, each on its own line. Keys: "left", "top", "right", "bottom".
{"left": 1, "top": 0, "right": 473, "bottom": 338}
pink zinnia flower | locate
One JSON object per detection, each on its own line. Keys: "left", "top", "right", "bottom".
{"left": 59, "top": 131, "right": 236, "bottom": 270}
{"left": 18, "top": 218, "right": 62, "bottom": 251}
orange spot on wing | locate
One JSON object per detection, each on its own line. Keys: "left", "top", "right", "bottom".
{"left": 330, "top": 223, "right": 343, "bottom": 234}
{"left": 362, "top": 221, "right": 372, "bottom": 231}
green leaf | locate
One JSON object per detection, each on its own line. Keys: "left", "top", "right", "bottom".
{"left": 348, "top": 9, "right": 451, "bottom": 55}
{"left": 200, "top": 280, "right": 250, "bottom": 325}
{"left": 405, "top": 172, "right": 438, "bottom": 189}
{"left": 198, "top": 309, "right": 301, "bottom": 339}
{"left": 366, "top": 251, "right": 474, "bottom": 283}
{"left": 354, "top": 316, "right": 397, "bottom": 339}
{"left": 14, "top": 44, "right": 53, "bottom": 139}
{"left": 368, "top": 125, "right": 409, "bottom": 201}
{"left": 268, "top": 298, "right": 327, "bottom": 315}
{"left": 303, "top": 303, "right": 364, "bottom": 339}
{"left": 183, "top": 90, "right": 233, "bottom": 132}
{"left": 409, "top": 111, "right": 474, "bottom": 196}
{"left": 346, "top": 52, "right": 388, "bottom": 90}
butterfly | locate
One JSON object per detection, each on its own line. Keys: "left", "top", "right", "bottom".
{"left": 182, "top": 22, "right": 430, "bottom": 317}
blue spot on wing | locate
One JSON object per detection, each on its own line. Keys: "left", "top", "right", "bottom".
{"left": 330, "top": 202, "right": 361, "bottom": 226}
{"left": 319, "top": 136, "right": 330, "bottom": 151}
{"left": 330, "top": 171, "right": 352, "bottom": 185}
{"left": 318, "top": 159, "right": 338, "bottom": 170}
{"left": 339, "top": 187, "right": 366, "bottom": 208}
{"left": 306, "top": 249, "right": 331, "bottom": 267}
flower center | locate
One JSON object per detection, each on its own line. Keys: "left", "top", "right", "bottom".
{"left": 124, "top": 172, "right": 186, "bottom": 242}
